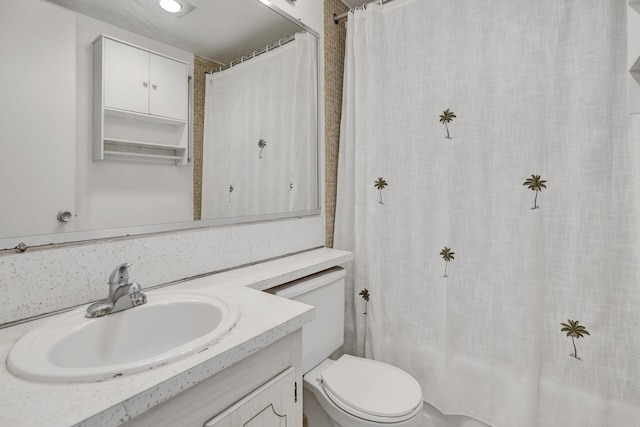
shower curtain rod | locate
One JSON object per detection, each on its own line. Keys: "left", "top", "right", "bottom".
{"left": 206, "top": 34, "right": 296, "bottom": 74}
{"left": 333, "top": 0, "right": 395, "bottom": 24}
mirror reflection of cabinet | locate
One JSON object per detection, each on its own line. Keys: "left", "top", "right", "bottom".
{"left": 93, "top": 35, "right": 189, "bottom": 165}
{"left": 103, "top": 38, "right": 187, "bottom": 120}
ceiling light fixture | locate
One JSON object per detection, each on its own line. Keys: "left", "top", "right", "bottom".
{"left": 159, "top": 0, "right": 183, "bottom": 14}
{"left": 158, "top": 0, "right": 196, "bottom": 18}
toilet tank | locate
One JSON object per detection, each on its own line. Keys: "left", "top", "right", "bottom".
{"left": 268, "top": 267, "right": 345, "bottom": 374}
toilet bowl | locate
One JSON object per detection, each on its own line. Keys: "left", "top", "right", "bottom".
{"left": 268, "top": 268, "right": 424, "bottom": 427}
{"left": 304, "top": 356, "right": 423, "bottom": 427}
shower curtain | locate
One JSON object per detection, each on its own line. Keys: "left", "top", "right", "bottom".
{"left": 334, "top": 1, "right": 640, "bottom": 426}
{"left": 201, "top": 32, "right": 317, "bottom": 220}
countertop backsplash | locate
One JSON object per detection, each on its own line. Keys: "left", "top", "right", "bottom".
{"left": 0, "top": 216, "right": 325, "bottom": 326}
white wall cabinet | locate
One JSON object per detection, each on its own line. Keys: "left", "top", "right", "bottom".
{"left": 94, "top": 35, "right": 190, "bottom": 165}
{"left": 103, "top": 38, "right": 187, "bottom": 120}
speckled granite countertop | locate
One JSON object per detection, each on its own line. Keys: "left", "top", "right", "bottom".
{"left": 0, "top": 248, "right": 353, "bottom": 427}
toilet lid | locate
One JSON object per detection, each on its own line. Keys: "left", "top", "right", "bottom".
{"left": 320, "top": 355, "right": 423, "bottom": 420}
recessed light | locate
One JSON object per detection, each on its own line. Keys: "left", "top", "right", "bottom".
{"left": 159, "top": 0, "right": 183, "bottom": 14}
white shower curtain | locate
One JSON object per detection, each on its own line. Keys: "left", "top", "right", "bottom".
{"left": 201, "top": 32, "right": 317, "bottom": 220}
{"left": 334, "top": 1, "right": 640, "bottom": 426}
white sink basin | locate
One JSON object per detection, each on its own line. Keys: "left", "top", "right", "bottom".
{"left": 7, "top": 290, "right": 239, "bottom": 383}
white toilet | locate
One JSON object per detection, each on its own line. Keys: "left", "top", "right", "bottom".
{"left": 269, "top": 267, "right": 423, "bottom": 427}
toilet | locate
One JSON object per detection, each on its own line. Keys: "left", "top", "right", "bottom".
{"left": 268, "top": 267, "right": 423, "bottom": 427}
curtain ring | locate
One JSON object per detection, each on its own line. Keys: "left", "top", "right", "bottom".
{"left": 253, "top": 51, "right": 257, "bottom": 58}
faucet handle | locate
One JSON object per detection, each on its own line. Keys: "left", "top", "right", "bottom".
{"left": 109, "top": 262, "right": 132, "bottom": 287}
{"left": 129, "top": 283, "right": 147, "bottom": 307}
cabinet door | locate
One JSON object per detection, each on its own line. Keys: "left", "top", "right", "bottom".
{"left": 205, "top": 367, "right": 296, "bottom": 427}
{"left": 149, "top": 53, "right": 188, "bottom": 120}
{"left": 103, "top": 39, "right": 149, "bottom": 114}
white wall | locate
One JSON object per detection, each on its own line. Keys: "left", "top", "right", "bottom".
{"left": 0, "top": 0, "right": 76, "bottom": 238}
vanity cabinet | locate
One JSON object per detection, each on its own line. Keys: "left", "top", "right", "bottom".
{"left": 93, "top": 35, "right": 190, "bottom": 165}
{"left": 204, "top": 367, "right": 296, "bottom": 427}
{"left": 122, "top": 330, "right": 303, "bottom": 427}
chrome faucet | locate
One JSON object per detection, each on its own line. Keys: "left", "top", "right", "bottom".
{"left": 86, "top": 263, "right": 147, "bottom": 318}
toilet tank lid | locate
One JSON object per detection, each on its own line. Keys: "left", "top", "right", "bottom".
{"left": 321, "top": 355, "right": 423, "bottom": 419}
{"left": 267, "top": 267, "right": 345, "bottom": 299}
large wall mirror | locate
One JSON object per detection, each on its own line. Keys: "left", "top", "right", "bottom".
{"left": 0, "top": 0, "right": 319, "bottom": 250}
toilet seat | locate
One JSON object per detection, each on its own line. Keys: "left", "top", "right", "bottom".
{"left": 320, "top": 355, "right": 423, "bottom": 423}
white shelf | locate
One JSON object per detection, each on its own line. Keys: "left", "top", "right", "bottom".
{"left": 103, "top": 137, "right": 187, "bottom": 151}
{"left": 103, "top": 138, "right": 186, "bottom": 164}
{"left": 104, "top": 107, "right": 187, "bottom": 126}
{"left": 103, "top": 151, "right": 184, "bottom": 161}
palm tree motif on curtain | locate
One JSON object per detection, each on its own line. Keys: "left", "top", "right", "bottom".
{"left": 560, "top": 319, "right": 590, "bottom": 360}
{"left": 440, "top": 246, "right": 455, "bottom": 278}
{"left": 228, "top": 185, "right": 234, "bottom": 203}
{"left": 374, "top": 177, "right": 388, "bottom": 204}
{"left": 523, "top": 174, "right": 547, "bottom": 209}
{"left": 359, "top": 288, "right": 370, "bottom": 357}
{"left": 258, "top": 138, "right": 267, "bottom": 159}
{"left": 439, "top": 109, "right": 457, "bottom": 139}
{"left": 359, "top": 288, "right": 370, "bottom": 315}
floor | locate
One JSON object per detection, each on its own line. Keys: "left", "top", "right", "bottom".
{"left": 423, "top": 401, "right": 490, "bottom": 427}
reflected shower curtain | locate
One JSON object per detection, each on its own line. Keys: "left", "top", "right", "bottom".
{"left": 201, "top": 32, "right": 317, "bottom": 220}
{"left": 334, "top": 1, "right": 640, "bottom": 426}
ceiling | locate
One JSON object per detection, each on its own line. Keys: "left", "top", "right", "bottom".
{"left": 44, "top": 0, "right": 304, "bottom": 64}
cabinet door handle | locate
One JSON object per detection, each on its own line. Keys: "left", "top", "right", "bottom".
{"left": 142, "top": 80, "right": 149, "bottom": 87}
{"left": 152, "top": 82, "right": 158, "bottom": 89}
